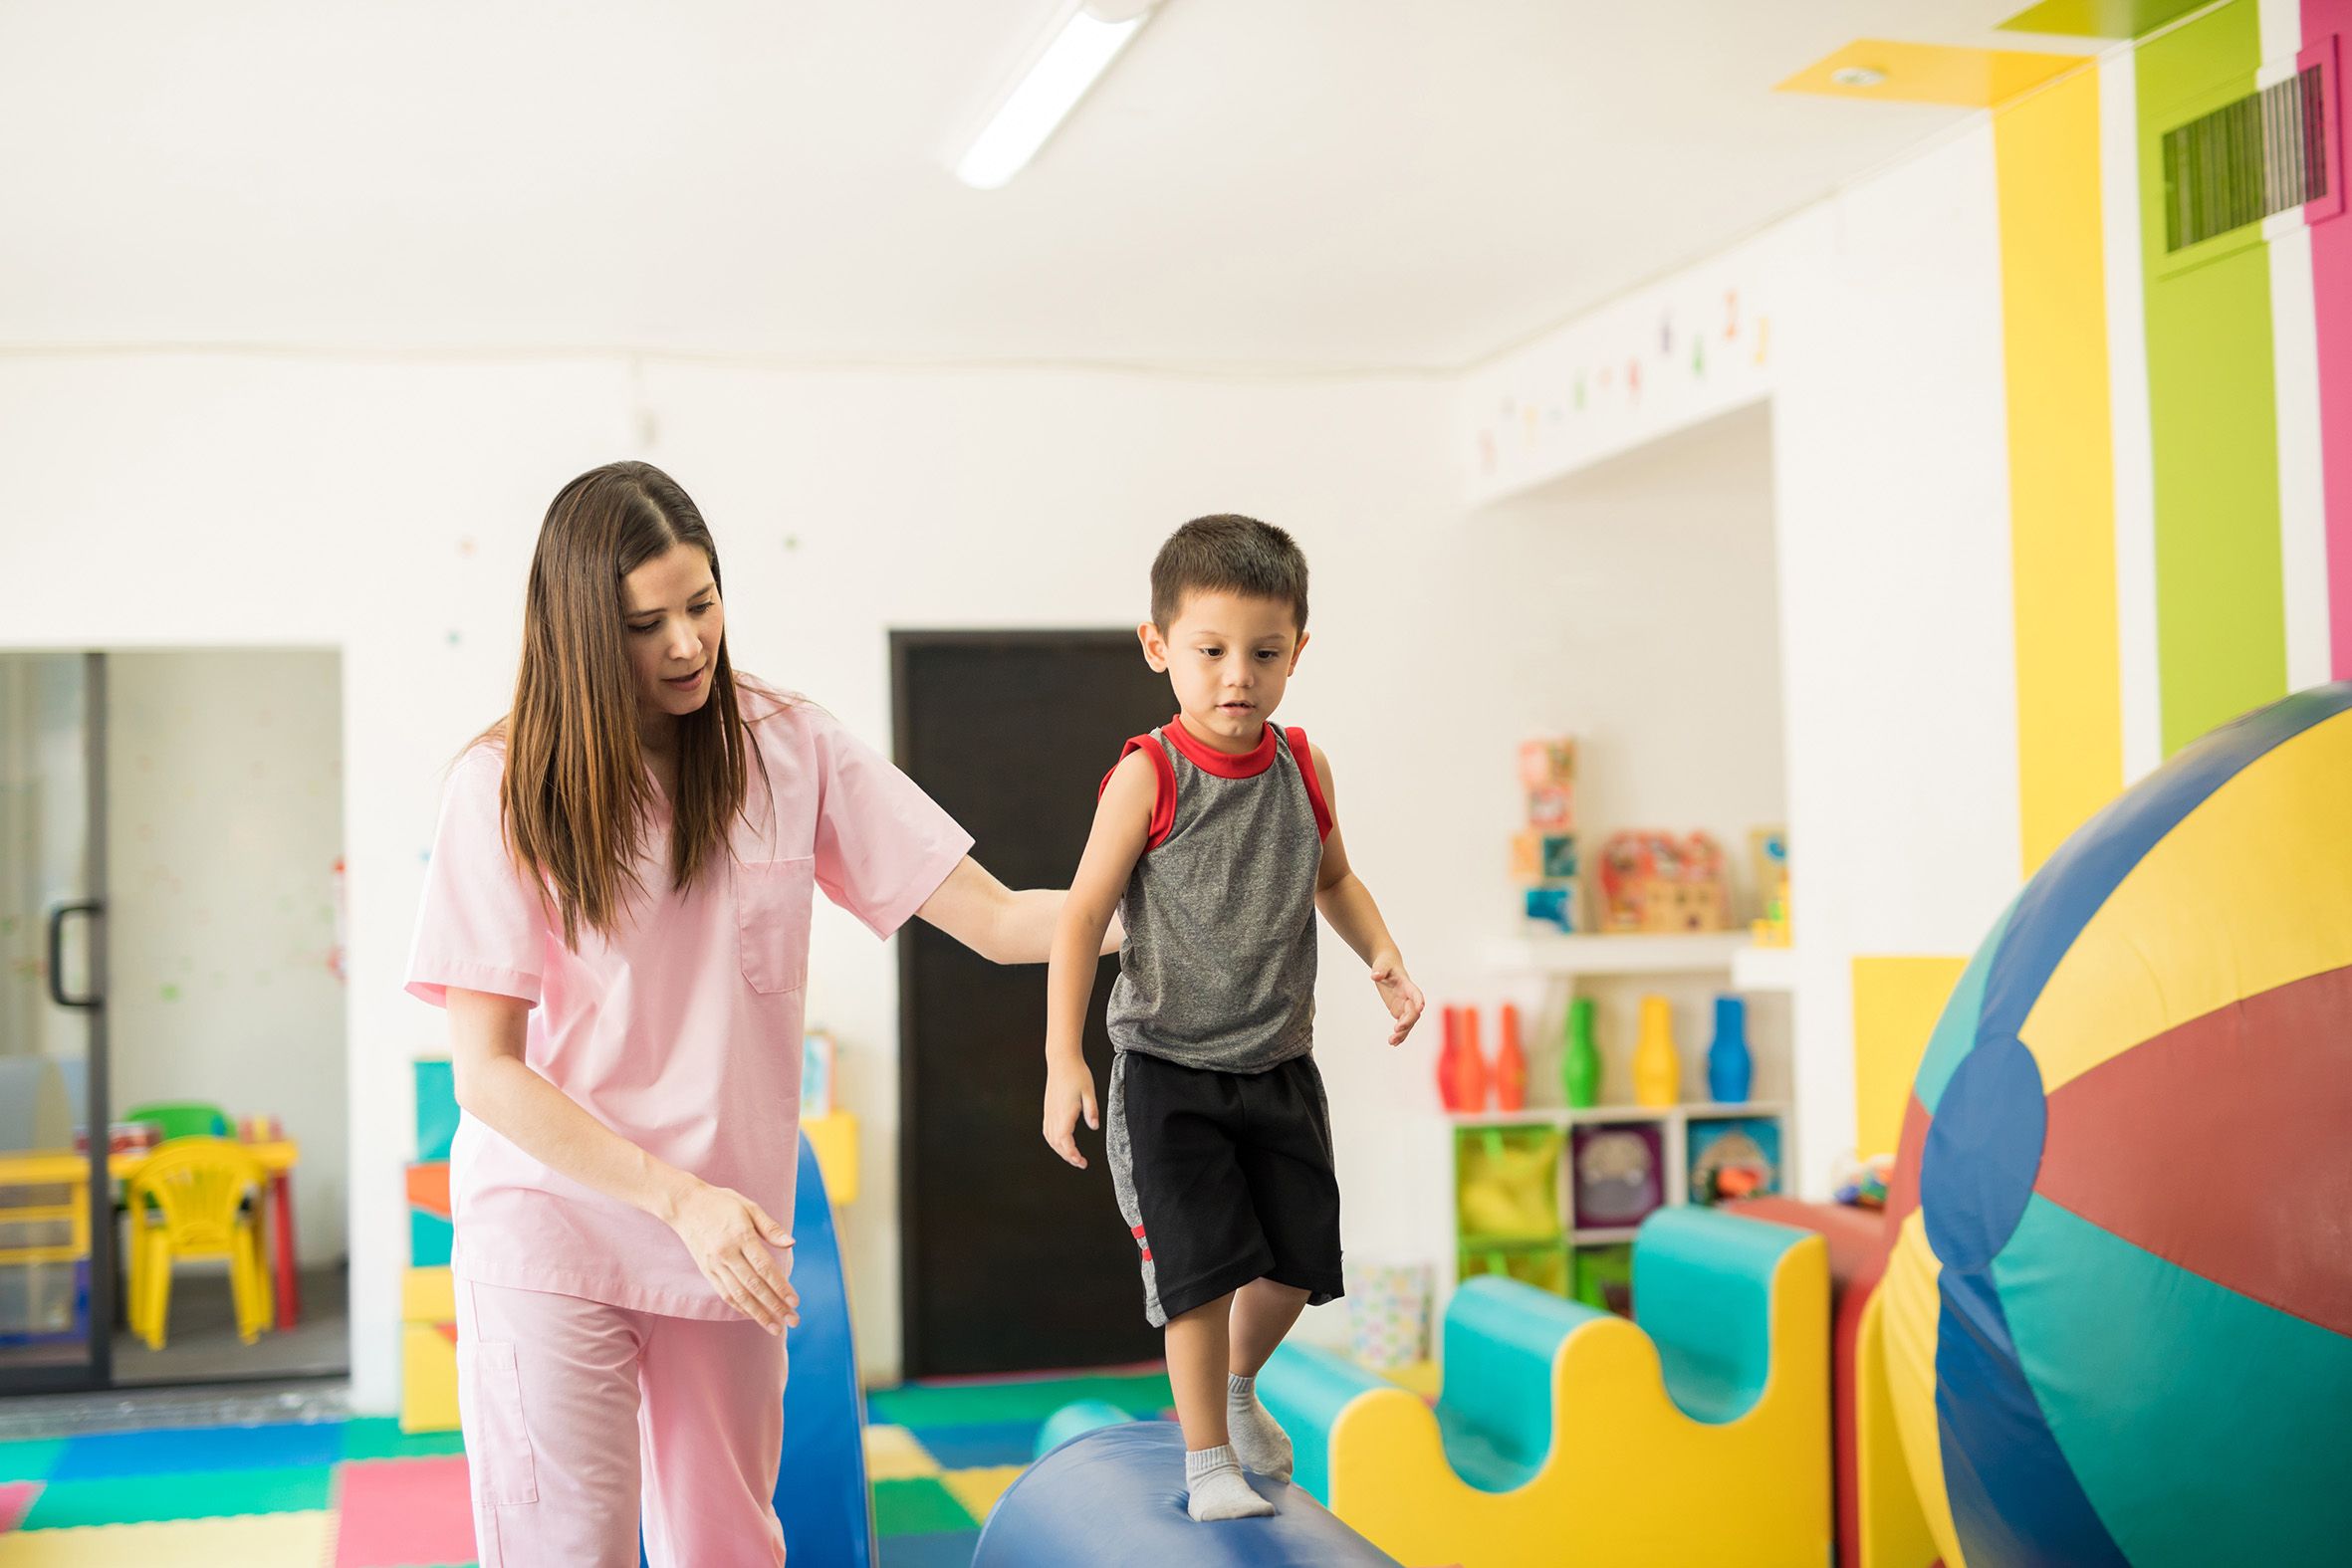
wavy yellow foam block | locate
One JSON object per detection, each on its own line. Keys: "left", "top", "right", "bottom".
{"left": 0, "top": 1512, "right": 332, "bottom": 1567}
{"left": 1321, "top": 1239, "right": 1829, "bottom": 1568}
{"left": 1778, "top": 40, "right": 2088, "bottom": 108}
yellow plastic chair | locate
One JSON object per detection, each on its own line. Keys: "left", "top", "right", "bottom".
{"left": 124, "top": 1137, "right": 273, "bottom": 1349}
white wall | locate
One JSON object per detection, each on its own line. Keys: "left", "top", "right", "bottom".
{"left": 1479, "top": 403, "right": 1791, "bottom": 1115}
{"left": 105, "top": 649, "right": 347, "bottom": 1264}
{"left": 1454, "top": 124, "right": 2029, "bottom": 1196}
{"left": 2, "top": 350, "right": 1570, "bottom": 1402}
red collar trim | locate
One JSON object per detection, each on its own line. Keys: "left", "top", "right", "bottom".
{"left": 1163, "top": 716, "right": 1278, "bottom": 778}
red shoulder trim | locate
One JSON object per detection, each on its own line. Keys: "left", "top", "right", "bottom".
{"left": 1287, "top": 727, "right": 1333, "bottom": 840}
{"left": 1100, "top": 734, "right": 1177, "bottom": 850}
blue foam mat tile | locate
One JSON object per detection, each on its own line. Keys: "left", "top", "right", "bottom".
{"left": 47, "top": 1420, "right": 348, "bottom": 1481}
{"left": 899, "top": 1420, "right": 1045, "bottom": 1469}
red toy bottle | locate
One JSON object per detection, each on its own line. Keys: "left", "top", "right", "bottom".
{"left": 1494, "top": 1003, "right": 1528, "bottom": 1111}
{"left": 1437, "top": 1005, "right": 1463, "bottom": 1111}
{"left": 1456, "top": 1006, "right": 1491, "bottom": 1112}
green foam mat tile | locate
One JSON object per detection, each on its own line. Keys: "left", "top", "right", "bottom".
{"left": 0, "top": 1442, "right": 63, "bottom": 1485}
{"left": 872, "top": 1475, "right": 977, "bottom": 1537}
{"left": 21, "top": 1464, "right": 335, "bottom": 1529}
{"left": 339, "top": 1417, "right": 468, "bottom": 1461}
{"left": 866, "top": 1371, "right": 1174, "bottom": 1429}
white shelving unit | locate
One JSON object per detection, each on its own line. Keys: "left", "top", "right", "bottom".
{"left": 1731, "top": 944, "right": 1800, "bottom": 993}
{"left": 1487, "top": 932, "right": 1751, "bottom": 977}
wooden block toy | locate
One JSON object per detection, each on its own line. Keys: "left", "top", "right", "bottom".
{"left": 1526, "top": 785, "right": 1574, "bottom": 831}
{"left": 1518, "top": 738, "right": 1576, "bottom": 789}
{"left": 1510, "top": 832, "right": 1578, "bottom": 881}
{"left": 1597, "top": 831, "right": 1730, "bottom": 933}
{"left": 1524, "top": 883, "right": 1582, "bottom": 932}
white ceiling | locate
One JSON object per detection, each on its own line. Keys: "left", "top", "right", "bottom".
{"left": 0, "top": 2, "right": 2095, "bottom": 371}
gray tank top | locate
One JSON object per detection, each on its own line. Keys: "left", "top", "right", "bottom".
{"left": 1104, "top": 723, "right": 1328, "bottom": 1072}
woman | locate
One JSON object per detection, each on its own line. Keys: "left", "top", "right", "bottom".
{"left": 405, "top": 461, "right": 1077, "bottom": 1565}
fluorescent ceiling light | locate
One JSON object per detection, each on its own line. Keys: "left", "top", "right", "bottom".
{"left": 954, "top": 3, "right": 1153, "bottom": 190}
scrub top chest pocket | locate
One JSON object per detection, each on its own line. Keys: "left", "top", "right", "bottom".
{"left": 735, "top": 855, "right": 815, "bottom": 995}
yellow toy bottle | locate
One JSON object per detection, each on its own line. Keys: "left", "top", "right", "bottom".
{"left": 1633, "top": 994, "right": 1681, "bottom": 1107}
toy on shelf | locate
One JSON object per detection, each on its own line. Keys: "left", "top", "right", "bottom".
{"left": 1456, "top": 1126, "right": 1564, "bottom": 1242}
{"left": 1515, "top": 737, "right": 1582, "bottom": 933}
{"left": 1259, "top": 1209, "right": 1830, "bottom": 1568}
{"left": 1570, "top": 1241, "right": 1634, "bottom": 1316}
{"left": 1493, "top": 1004, "right": 1527, "bottom": 1111}
{"left": 1569, "top": 1123, "right": 1663, "bottom": 1229}
{"left": 1438, "top": 1005, "right": 1494, "bottom": 1112}
{"left": 1597, "top": 831, "right": 1730, "bottom": 933}
{"left": 1689, "top": 1118, "right": 1780, "bottom": 1205}
{"left": 1632, "top": 994, "right": 1681, "bottom": 1107}
{"left": 1707, "top": 995, "right": 1754, "bottom": 1103}
{"left": 1561, "top": 997, "right": 1601, "bottom": 1108}
{"left": 1829, "top": 1151, "right": 1891, "bottom": 1210}
{"left": 1750, "top": 826, "right": 1790, "bottom": 946}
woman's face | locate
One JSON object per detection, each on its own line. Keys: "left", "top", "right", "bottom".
{"left": 619, "top": 544, "right": 725, "bottom": 725}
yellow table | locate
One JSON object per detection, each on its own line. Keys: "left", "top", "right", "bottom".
{"left": 0, "top": 1141, "right": 304, "bottom": 1323}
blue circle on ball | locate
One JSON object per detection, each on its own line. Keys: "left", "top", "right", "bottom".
{"left": 1919, "top": 1034, "right": 2046, "bottom": 1273}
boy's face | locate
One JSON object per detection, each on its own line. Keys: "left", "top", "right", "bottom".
{"left": 1138, "top": 588, "right": 1307, "bottom": 750}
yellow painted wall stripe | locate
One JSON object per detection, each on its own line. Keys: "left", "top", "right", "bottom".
{"left": 2023, "top": 711, "right": 2352, "bottom": 1090}
{"left": 1997, "top": 68, "right": 2125, "bottom": 876}
{"left": 1851, "top": 956, "right": 1971, "bottom": 1156}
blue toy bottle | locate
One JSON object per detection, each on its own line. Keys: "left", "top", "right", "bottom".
{"left": 1707, "top": 996, "right": 1753, "bottom": 1104}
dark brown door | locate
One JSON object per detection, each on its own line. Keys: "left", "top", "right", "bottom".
{"left": 893, "top": 631, "right": 1170, "bottom": 1377}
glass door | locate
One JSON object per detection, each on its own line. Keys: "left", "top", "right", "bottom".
{"left": 0, "top": 652, "right": 113, "bottom": 1394}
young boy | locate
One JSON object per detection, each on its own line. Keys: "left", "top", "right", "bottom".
{"left": 1042, "top": 514, "right": 1424, "bottom": 1521}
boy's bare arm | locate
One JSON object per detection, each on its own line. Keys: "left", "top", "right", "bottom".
{"left": 1042, "top": 751, "right": 1156, "bottom": 1168}
{"left": 1308, "top": 744, "right": 1426, "bottom": 1046}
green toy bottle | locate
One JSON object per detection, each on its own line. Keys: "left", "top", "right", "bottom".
{"left": 1562, "top": 997, "right": 1601, "bottom": 1108}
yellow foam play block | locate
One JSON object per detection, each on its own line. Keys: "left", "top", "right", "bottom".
{"left": 401, "top": 1264, "right": 455, "bottom": 1324}
{"left": 401, "top": 1320, "right": 460, "bottom": 1434}
{"left": 803, "top": 1112, "right": 858, "bottom": 1205}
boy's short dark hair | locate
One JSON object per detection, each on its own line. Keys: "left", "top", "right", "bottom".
{"left": 1150, "top": 514, "right": 1309, "bottom": 635}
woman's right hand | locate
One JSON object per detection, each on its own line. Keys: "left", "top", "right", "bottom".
{"left": 664, "top": 1179, "right": 801, "bottom": 1334}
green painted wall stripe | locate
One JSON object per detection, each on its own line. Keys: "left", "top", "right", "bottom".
{"left": 2138, "top": 0, "right": 2289, "bottom": 756}
{"left": 2000, "top": 0, "right": 2216, "bottom": 39}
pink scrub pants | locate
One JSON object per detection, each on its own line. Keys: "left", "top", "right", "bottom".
{"left": 454, "top": 1277, "right": 790, "bottom": 1567}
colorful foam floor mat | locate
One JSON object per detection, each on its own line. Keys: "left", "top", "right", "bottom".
{"left": 0, "top": 1370, "right": 1177, "bottom": 1566}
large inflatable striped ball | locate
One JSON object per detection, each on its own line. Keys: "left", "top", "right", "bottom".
{"left": 1878, "top": 684, "right": 2352, "bottom": 1567}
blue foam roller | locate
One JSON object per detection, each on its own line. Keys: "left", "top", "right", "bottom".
{"left": 973, "top": 1421, "right": 1400, "bottom": 1567}
{"left": 1034, "top": 1400, "right": 1133, "bottom": 1460}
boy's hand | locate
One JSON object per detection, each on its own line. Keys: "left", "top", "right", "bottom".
{"left": 1043, "top": 1055, "right": 1100, "bottom": 1169}
{"left": 1371, "top": 961, "right": 1426, "bottom": 1046}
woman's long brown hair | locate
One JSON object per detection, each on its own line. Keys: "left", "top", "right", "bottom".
{"left": 469, "top": 461, "right": 772, "bottom": 948}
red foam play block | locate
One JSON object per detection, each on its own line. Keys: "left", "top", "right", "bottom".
{"left": 333, "top": 1456, "right": 474, "bottom": 1567}
{"left": 404, "top": 1162, "right": 452, "bottom": 1221}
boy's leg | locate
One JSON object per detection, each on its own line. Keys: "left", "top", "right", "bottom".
{"left": 1230, "top": 1277, "right": 1311, "bottom": 1376}
{"left": 454, "top": 1279, "right": 647, "bottom": 1568}
{"left": 1227, "top": 1279, "right": 1310, "bottom": 1478}
{"left": 1165, "top": 1291, "right": 1236, "bottom": 1454}
{"left": 1225, "top": 1056, "right": 1347, "bottom": 1482}
{"left": 1110, "top": 1052, "right": 1277, "bottom": 1520}
{"left": 635, "top": 1308, "right": 789, "bottom": 1567}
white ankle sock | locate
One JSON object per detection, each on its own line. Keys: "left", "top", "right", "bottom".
{"left": 1185, "top": 1444, "right": 1275, "bottom": 1521}
{"left": 1226, "top": 1373, "right": 1294, "bottom": 1480}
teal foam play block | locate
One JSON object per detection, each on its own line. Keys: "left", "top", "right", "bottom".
{"left": 414, "top": 1059, "right": 457, "bottom": 1162}
{"left": 410, "top": 1211, "right": 453, "bottom": 1268}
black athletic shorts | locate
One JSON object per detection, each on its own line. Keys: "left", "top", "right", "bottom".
{"left": 1105, "top": 1048, "right": 1344, "bottom": 1327}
